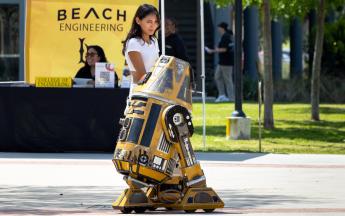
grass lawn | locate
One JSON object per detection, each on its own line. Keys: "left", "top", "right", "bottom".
{"left": 190, "top": 103, "right": 345, "bottom": 154}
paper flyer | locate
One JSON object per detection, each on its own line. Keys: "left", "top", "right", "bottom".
{"left": 95, "top": 62, "right": 115, "bottom": 88}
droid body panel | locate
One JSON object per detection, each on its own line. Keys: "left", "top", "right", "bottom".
{"left": 112, "top": 56, "right": 224, "bottom": 213}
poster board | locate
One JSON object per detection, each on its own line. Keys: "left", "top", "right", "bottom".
{"left": 95, "top": 62, "right": 115, "bottom": 88}
{"left": 25, "top": 0, "right": 158, "bottom": 84}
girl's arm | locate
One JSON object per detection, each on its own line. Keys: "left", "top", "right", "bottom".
{"left": 128, "top": 51, "right": 146, "bottom": 83}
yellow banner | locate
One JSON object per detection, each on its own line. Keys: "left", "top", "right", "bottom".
{"left": 25, "top": 0, "right": 158, "bottom": 84}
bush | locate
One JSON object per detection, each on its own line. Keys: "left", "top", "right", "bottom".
{"left": 243, "top": 76, "right": 259, "bottom": 101}
{"left": 274, "top": 76, "right": 345, "bottom": 103}
{"left": 274, "top": 78, "right": 310, "bottom": 102}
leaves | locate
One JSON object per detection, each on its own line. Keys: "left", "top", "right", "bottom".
{"left": 207, "top": 0, "right": 344, "bottom": 19}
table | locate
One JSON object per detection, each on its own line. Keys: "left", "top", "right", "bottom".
{"left": 0, "top": 87, "right": 129, "bottom": 152}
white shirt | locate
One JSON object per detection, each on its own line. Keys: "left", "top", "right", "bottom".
{"left": 125, "top": 37, "right": 160, "bottom": 94}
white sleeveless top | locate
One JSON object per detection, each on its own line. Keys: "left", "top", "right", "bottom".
{"left": 125, "top": 37, "right": 160, "bottom": 94}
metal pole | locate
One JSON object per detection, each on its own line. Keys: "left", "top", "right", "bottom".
{"left": 258, "top": 81, "right": 262, "bottom": 152}
{"left": 200, "top": 0, "right": 206, "bottom": 150}
{"left": 232, "top": 0, "right": 246, "bottom": 117}
{"left": 161, "top": 0, "right": 165, "bottom": 55}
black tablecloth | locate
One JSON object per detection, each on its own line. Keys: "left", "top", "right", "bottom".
{"left": 0, "top": 87, "right": 129, "bottom": 152}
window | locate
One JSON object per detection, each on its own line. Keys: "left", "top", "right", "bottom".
{"left": 0, "top": 0, "right": 24, "bottom": 82}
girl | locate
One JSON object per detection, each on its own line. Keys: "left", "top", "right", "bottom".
{"left": 122, "top": 4, "right": 160, "bottom": 93}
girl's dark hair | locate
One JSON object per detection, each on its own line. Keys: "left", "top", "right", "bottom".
{"left": 83, "top": 45, "right": 107, "bottom": 68}
{"left": 122, "top": 4, "right": 160, "bottom": 55}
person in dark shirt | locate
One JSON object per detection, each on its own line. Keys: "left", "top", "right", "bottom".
{"left": 206, "top": 22, "right": 234, "bottom": 102}
{"left": 75, "top": 45, "right": 118, "bottom": 86}
{"left": 165, "top": 17, "right": 189, "bottom": 62}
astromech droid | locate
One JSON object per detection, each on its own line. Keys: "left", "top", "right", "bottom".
{"left": 112, "top": 55, "right": 224, "bottom": 213}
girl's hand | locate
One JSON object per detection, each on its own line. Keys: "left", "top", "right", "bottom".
{"left": 138, "top": 74, "right": 146, "bottom": 82}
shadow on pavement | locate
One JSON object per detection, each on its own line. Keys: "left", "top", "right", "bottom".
{"left": 0, "top": 186, "right": 319, "bottom": 215}
{"left": 218, "top": 189, "right": 319, "bottom": 209}
{"left": 0, "top": 185, "right": 117, "bottom": 213}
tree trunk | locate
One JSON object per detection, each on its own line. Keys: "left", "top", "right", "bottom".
{"left": 262, "top": 0, "right": 274, "bottom": 129}
{"left": 311, "top": 0, "right": 326, "bottom": 121}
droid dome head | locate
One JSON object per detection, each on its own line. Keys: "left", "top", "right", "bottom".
{"left": 133, "top": 55, "right": 193, "bottom": 110}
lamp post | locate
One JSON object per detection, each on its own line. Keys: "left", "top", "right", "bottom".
{"left": 232, "top": 0, "right": 246, "bottom": 118}
{"left": 226, "top": 0, "right": 251, "bottom": 140}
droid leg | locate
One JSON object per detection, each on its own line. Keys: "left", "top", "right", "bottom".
{"left": 112, "top": 176, "right": 154, "bottom": 213}
{"left": 161, "top": 105, "right": 224, "bottom": 212}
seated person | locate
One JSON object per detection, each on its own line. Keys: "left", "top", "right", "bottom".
{"left": 75, "top": 45, "right": 118, "bottom": 87}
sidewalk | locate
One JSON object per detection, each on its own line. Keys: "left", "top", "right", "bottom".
{"left": 1, "top": 152, "right": 345, "bottom": 215}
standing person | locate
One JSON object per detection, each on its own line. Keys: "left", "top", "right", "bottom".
{"left": 206, "top": 22, "right": 234, "bottom": 102}
{"left": 122, "top": 4, "right": 160, "bottom": 94}
{"left": 165, "top": 17, "right": 189, "bottom": 62}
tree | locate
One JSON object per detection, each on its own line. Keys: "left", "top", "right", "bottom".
{"left": 311, "top": 0, "right": 326, "bottom": 121}
{"left": 262, "top": 0, "right": 274, "bottom": 129}
{"left": 209, "top": 0, "right": 275, "bottom": 129}
{"left": 210, "top": 0, "right": 344, "bottom": 123}
{"left": 269, "top": 0, "right": 344, "bottom": 121}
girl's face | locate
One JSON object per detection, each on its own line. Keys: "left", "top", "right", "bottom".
{"left": 86, "top": 48, "right": 101, "bottom": 66}
{"left": 136, "top": 13, "right": 159, "bottom": 37}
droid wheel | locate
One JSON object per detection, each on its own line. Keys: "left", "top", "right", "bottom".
{"left": 120, "top": 207, "right": 133, "bottom": 214}
{"left": 134, "top": 207, "right": 146, "bottom": 213}
{"left": 203, "top": 209, "right": 215, "bottom": 213}
{"left": 184, "top": 209, "right": 196, "bottom": 213}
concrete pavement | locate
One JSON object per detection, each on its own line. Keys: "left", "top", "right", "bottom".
{"left": 1, "top": 152, "right": 345, "bottom": 215}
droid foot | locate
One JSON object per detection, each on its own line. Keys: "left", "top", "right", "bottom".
{"left": 112, "top": 188, "right": 153, "bottom": 213}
